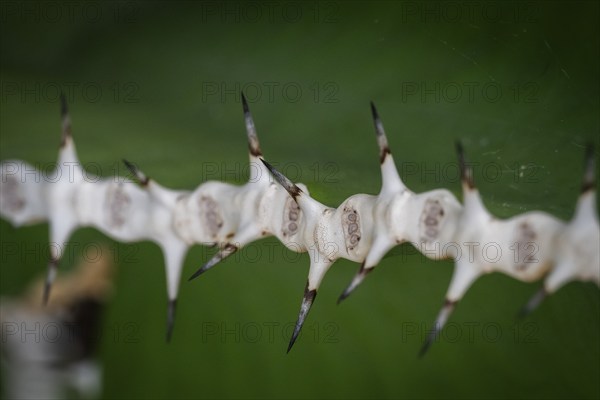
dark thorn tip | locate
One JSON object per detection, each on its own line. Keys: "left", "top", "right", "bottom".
{"left": 287, "top": 287, "right": 317, "bottom": 354}
{"left": 419, "top": 299, "right": 457, "bottom": 358}
{"left": 122, "top": 159, "right": 136, "bottom": 173}
{"left": 582, "top": 143, "right": 596, "bottom": 193}
{"left": 517, "top": 287, "right": 547, "bottom": 319}
{"left": 370, "top": 101, "right": 391, "bottom": 163}
{"left": 337, "top": 263, "right": 372, "bottom": 305}
{"left": 370, "top": 101, "right": 379, "bottom": 122}
{"left": 260, "top": 159, "right": 302, "bottom": 199}
{"left": 188, "top": 244, "right": 238, "bottom": 281}
{"left": 188, "top": 267, "right": 207, "bottom": 281}
{"left": 336, "top": 291, "right": 349, "bottom": 305}
{"left": 241, "top": 91, "right": 249, "bottom": 114}
{"left": 418, "top": 337, "right": 434, "bottom": 358}
{"left": 241, "top": 92, "right": 262, "bottom": 157}
{"left": 60, "top": 92, "right": 68, "bottom": 117}
{"left": 455, "top": 141, "right": 474, "bottom": 189}
{"left": 122, "top": 159, "right": 148, "bottom": 186}
{"left": 370, "top": 101, "right": 384, "bottom": 136}
{"left": 166, "top": 299, "right": 177, "bottom": 342}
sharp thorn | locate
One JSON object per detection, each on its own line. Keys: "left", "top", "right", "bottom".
{"left": 287, "top": 284, "right": 317, "bottom": 353}
{"left": 517, "top": 287, "right": 547, "bottom": 319}
{"left": 337, "top": 263, "right": 372, "bottom": 305}
{"left": 581, "top": 143, "right": 596, "bottom": 193}
{"left": 456, "top": 141, "right": 474, "bottom": 189}
{"left": 241, "top": 91, "right": 249, "bottom": 114}
{"left": 370, "top": 102, "right": 390, "bottom": 164}
{"left": 370, "top": 101, "right": 384, "bottom": 136}
{"left": 419, "top": 299, "right": 457, "bottom": 358}
{"left": 260, "top": 159, "right": 302, "bottom": 200}
{"left": 418, "top": 333, "right": 435, "bottom": 358}
{"left": 122, "top": 159, "right": 148, "bottom": 186}
{"left": 188, "top": 244, "right": 238, "bottom": 281}
{"left": 166, "top": 299, "right": 177, "bottom": 342}
{"left": 60, "top": 92, "right": 68, "bottom": 118}
{"left": 241, "top": 91, "right": 262, "bottom": 157}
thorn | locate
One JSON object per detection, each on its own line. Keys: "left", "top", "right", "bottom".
{"left": 241, "top": 91, "right": 250, "bottom": 114}
{"left": 287, "top": 283, "right": 317, "bottom": 353}
{"left": 188, "top": 244, "right": 238, "bottom": 281}
{"left": 166, "top": 299, "right": 177, "bottom": 342}
{"left": 123, "top": 159, "right": 149, "bottom": 186}
{"left": 60, "top": 92, "right": 68, "bottom": 118}
{"left": 517, "top": 287, "right": 546, "bottom": 319}
{"left": 418, "top": 334, "right": 434, "bottom": 358}
{"left": 455, "top": 141, "right": 474, "bottom": 189}
{"left": 241, "top": 91, "right": 262, "bottom": 157}
{"left": 337, "top": 262, "right": 372, "bottom": 304}
{"left": 581, "top": 143, "right": 595, "bottom": 193}
{"left": 260, "top": 159, "right": 302, "bottom": 200}
{"left": 370, "top": 101, "right": 384, "bottom": 137}
{"left": 122, "top": 159, "right": 136, "bottom": 175}
{"left": 370, "top": 101, "right": 390, "bottom": 164}
{"left": 419, "top": 299, "right": 457, "bottom": 358}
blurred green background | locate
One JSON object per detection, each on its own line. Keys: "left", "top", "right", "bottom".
{"left": 1, "top": 1, "right": 599, "bottom": 399}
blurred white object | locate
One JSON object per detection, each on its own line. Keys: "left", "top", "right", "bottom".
{"left": 1, "top": 247, "right": 113, "bottom": 399}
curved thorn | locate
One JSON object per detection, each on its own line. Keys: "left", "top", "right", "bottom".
{"left": 188, "top": 244, "right": 238, "bottom": 281}
{"left": 370, "top": 101, "right": 390, "bottom": 164}
{"left": 337, "top": 262, "right": 372, "bottom": 304}
{"left": 287, "top": 283, "right": 317, "bottom": 353}
{"left": 419, "top": 299, "right": 457, "bottom": 358}
{"left": 241, "top": 91, "right": 262, "bottom": 157}
{"left": 260, "top": 159, "right": 302, "bottom": 200}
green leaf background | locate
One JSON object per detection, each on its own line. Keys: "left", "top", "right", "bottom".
{"left": 1, "top": 1, "right": 598, "bottom": 399}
